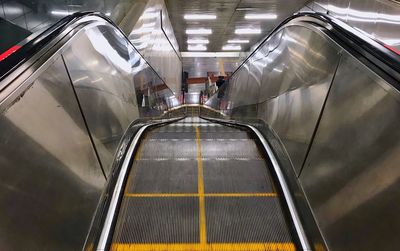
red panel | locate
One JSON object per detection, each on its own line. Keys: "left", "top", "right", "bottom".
{"left": 0, "top": 45, "right": 21, "bottom": 62}
{"left": 384, "top": 44, "right": 400, "bottom": 56}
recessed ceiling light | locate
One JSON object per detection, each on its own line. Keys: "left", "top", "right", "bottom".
{"left": 139, "top": 12, "right": 159, "bottom": 20}
{"left": 186, "top": 28, "right": 212, "bottom": 35}
{"left": 245, "top": 14, "right": 277, "bottom": 20}
{"left": 131, "top": 27, "right": 154, "bottom": 34}
{"left": 222, "top": 45, "right": 241, "bottom": 51}
{"left": 227, "top": 39, "right": 250, "bottom": 43}
{"left": 235, "top": 28, "right": 261, "bottom": 34}
{"left": 142, "top": 22, "right": 156, "bottom": 27}
{"left": 188, "top": 45, "right": 207, "bottom": 51}
{"left": 187, "top": 39, "right": 209, "bottom": 44}
{"left": 181, "top": 52, "right": 241, "bottom": 57}
{"left": 184, "top": 14, "right": 216, "bottom": 20}
{"left": 51, "top": 10, "right": 69, "bottom": 16}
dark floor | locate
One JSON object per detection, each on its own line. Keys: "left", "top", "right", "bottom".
{"left": 111, "top": 117, "right": 297, "bottom": 251}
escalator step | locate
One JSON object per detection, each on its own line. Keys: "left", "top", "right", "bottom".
{"left": 110, "top": 117, "right": 297, "bottom": 251}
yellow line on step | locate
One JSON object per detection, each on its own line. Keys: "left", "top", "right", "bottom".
{"left": 124, "top": 193, "right": 278, "bottom": 197}
{"left": 195, "top": 126, "right": 207, "bottom": 247}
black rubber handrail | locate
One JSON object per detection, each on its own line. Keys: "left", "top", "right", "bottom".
{"left": 0, "top": 11, "right": 176, "bottom": 93}
{"left": 231, "top": 11, "right": 400, "bottom": 89}
{"left": 0, "top": 12, "right": 97, "bottom": 81}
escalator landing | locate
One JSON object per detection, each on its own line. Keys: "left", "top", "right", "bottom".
{"left": 111, "top": 117, "right": 297, "bottom": 251}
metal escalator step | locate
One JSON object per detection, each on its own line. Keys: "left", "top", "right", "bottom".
{"left": 198, "top": 131, "right": 255, "bottom": 139}
{"left": 148, "top": 131, "right": 253, "bottom": 140}
{"left": 110, "top": 118, "right": 298, "bottom": 251}
{"left": 205, "top": 197, "right": 295, "bottom": 243}
{"left": 200, "top": 139, "right": 263, "bottom": 159}
{"left": 113, "top": 197, "right": 199, "bottom": 244}
{"left": 148, "top": 131, "right": 197, "bottom": 139}
{"left": 126, "top": 159, "right": 198, "bottom": 194}
{"left": 203, "top": 159, "right": 275, "bottom": 193}
{"left": 139, "top": 139, "right": 197, "bottom": 159}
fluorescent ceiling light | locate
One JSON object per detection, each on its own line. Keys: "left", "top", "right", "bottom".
{"left": 140, "top": 12, "right": 159, "bottom": 20}
{"left": 105, "top": 12, "right": 111, "bottom": 16}
{"left": 131, "top": 27, "right": 154, "bottom": 34}
{"left": 187, "top": 39, "right": 209, "bottom": 44}
{"left": 227, "top": 39, "right": 249, "bottom": 43}
{"left": 245, "top": 13, "right": 277, "bottom": 20}
{"left": 51, "top": 10, "right": 69, "bottom": 16}
{"left": 188, "top": 45, "right": 207, "bottom": 51}
{"left": 142, "top": 22, "right": 156, "bottom": 27}
{"left": 181, "top": 52, "right": 242, "bottom": 57}
{"left": 184, "top": 14, "right": 216, "bottom": 20}
{"left": 222, "top": 45, "right": 241, "bottom": 51}
{"left": 235, "top": 28, "right": 261, "bottom": 34}
{"left": 186, "top": 28, "right": 212, "bottom": 35}
{"left": 144, "top": 7, "right": 156, "bottom": 12}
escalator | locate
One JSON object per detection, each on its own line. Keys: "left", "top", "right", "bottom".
{"left": 0, "top": 9, "right": 399, "bottom": 251}
{"left": 110, "top": 117, "right": 299, "bottom": 251}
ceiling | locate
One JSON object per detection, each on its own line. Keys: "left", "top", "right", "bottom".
{"left": 165, "top": 0, "right": 310, "bottom": 52}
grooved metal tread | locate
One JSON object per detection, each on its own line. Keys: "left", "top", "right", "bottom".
{"left": 111, "top": 117, "right": 298, "bottom": 251}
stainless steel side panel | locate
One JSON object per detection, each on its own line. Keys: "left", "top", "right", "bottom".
{"left": 0, "top": 57, "right": 105, "bottom": 251}
{"left": 63, "top": 24, "right": 141, "bottom": 175}
{"left": 244, "top": 58, "right": 265, "bottom": 105}
{"left": 128, "top": 0, "right": 182, "bottom": 95}
{"left": 311, "top": 0, "right": 400, "bottom": 51}
{"left": 258, "top": 25, "right": 341, "bottom": 175}
{"left": 300, "top": 54, "right": 400, "bottom": 251}
{"left": 229, "top": 63, "right": 251, "bottom": 108}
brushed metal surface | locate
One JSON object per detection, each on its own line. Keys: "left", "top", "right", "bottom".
{"left": 0, "top": 13, "right": 181, "bottom": 251}
{"left": 310, "top": 0, "right": 400, "bottom": 50}
{"left": 63, "top": 22, "right": 179, "bottom": 174}
{"left": 63, "top": 24, "right": 141, "bottom": 175}
{"left": 128, "top": 0, "right": 182, "bottom": 95}
{"left": 219, "top": 23, "right": 341, "bottom": 175}
{"left": 206, "top": 22, "right": 344, "bottom": 178}
{"left": 258, "top": 25, "right": 341, "bottom": 175}
{"left": 228, "top": 62, "right": 251, "bottom": 107}
{"left": 300, "top": 54, "right": 400, "bottom": 251}
{"left": 0, "top": 57, "right": 105, "bottom": 251}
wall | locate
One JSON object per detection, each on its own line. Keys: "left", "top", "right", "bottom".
{"left": 182, "top": 57, "right": 242, "bottom": 78}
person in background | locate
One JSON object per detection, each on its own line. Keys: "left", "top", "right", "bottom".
{"left": 216, "top": 75, "right": 225, "bottom": 89}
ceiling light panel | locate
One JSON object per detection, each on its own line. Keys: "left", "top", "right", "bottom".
{"left": 222, "top": 45, "right": 242, "bottom": 51}
{"left": 187, "top": 39, "right": 209, "bottom": 44}
{"left": 186, "top": 28, "right": 212, "bottom": 35}
{"left": 188, "top": 45, "right": 207, "bottom": 51}
{"left": 235, "top": 28, "right": 262, "bottom": 34}
{"left": 139, "top": 12, "right": 159, "bottom": 20}
{"left": 245, "top": 13, "right": 277, "bottom": 20}
{"left": 227, "top": 39, "right": 250, "bottom": 43}
{"left": 184, "top": 14, "right": 216, "bottom": 20}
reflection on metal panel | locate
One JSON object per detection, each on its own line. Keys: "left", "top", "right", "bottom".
{"left": 229, "top": 63, "right": 251, "bottom": 107}
{"left": 258, "top": 25, "right": 340, "bottom": 174}
{"left": 63, "top": 25, "right": 140, "bottom": 175}
{"left": 310, "top": 0, "right": 400, "bottom": 50}
{"left": 300, "top": 54, "right": 400, "bottom": 251}
{"left": 129, "top": 0, "right": 182, "bottom": 95}
{"left": 0, "top": 57, "right": 105, "bottom": 250}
